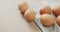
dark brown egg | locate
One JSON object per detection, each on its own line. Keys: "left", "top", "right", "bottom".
{"left": 18, "top": 1, "right": 28, "bottom": 14}
{"left": 40, "top": 14, "right": 54, "bottom": 26}
{"left": 56, "top": 15, "right": 60, "bottom": 26}
{"left": 40, "top": 6, "right": 51, "bottom": 15}
{"left": 24, "top": 9, "right": 36, "bottom": 21}
{"left": 52, "top": 6, "right": 60, "bottom": 17}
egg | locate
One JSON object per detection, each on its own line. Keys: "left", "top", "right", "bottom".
{"left": 18, "top": 1, "right": 28, "bottom": 14}
{"left": 24, "top": 9, "right": 36, "bottom": 21}
{"left": 52, "top": 6, "right": 60, "bottom": 17}
{"left": 56, "top": 15, "right": 60, "bottom": 26}
{"left": 40, "top": 6, "right": 51, "bottom": 15}
{"left": 40, "top": 14, "right": 54, "bottom": 26}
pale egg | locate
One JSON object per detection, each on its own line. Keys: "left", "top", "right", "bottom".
{"left": 56, "top": 15, "right": 60, "bottom": 26}
{"left": 18, "top": 1, "right": 28, "bottom": 14}
{"left": 24, "top": 9, "right": 36, "bottom": 21}
{"left": 40, "top": 14, "right": 54, "bottom": 26}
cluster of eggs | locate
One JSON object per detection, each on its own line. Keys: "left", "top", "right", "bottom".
{"left": 18, "top": 1, "right": 36, "bottom": 21}
{"left": 18, "top": 1, "right": 60, "bottom": 26}
{"left": 40, "top": 6, "right": 60, "bottom": 26}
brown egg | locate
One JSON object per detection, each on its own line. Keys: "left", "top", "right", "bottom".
{"left": 52, "top": 6, "right": 60, "bottom": 17}
{"left": 40, "top": 6, "right": 51, "bottom": 15}
{"left": 40, "top": 14, "right": 54, "bottom": 26}
{"left": 56, "top": 15, "right": 60, "bottom": 26}
{"left": 18, "top": 1, "right": 28, "bottom": 14}
{"left": 24, "top": 9, "right": 36, "bottom": 21}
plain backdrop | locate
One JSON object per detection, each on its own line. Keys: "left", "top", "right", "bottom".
{"left": 0, "top": 0, "right": 35, "bottom": 32}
